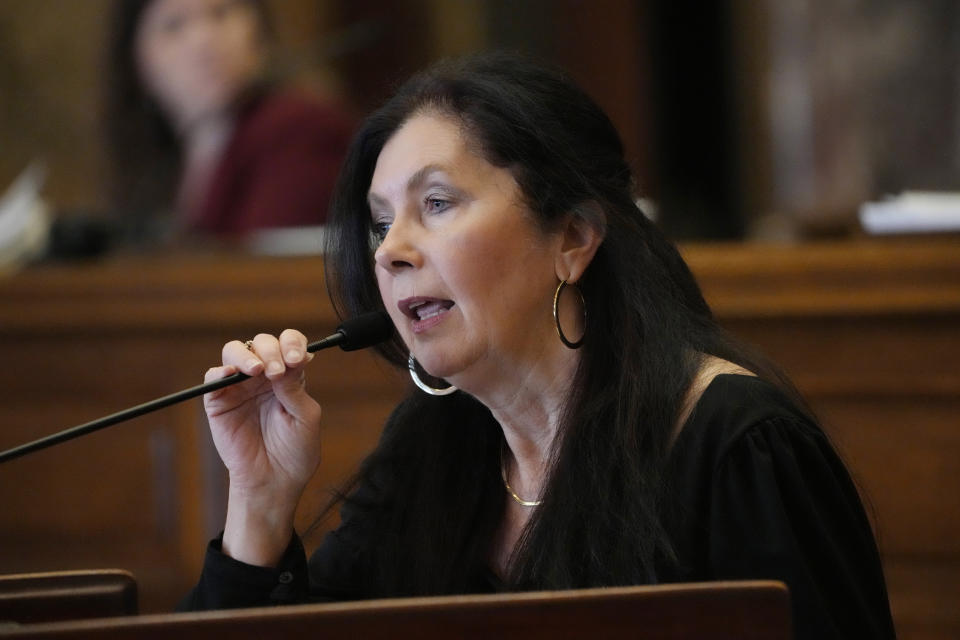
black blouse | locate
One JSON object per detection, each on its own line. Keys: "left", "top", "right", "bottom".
{"left": 180, "top": 374, "right": 896, "bottom": 639}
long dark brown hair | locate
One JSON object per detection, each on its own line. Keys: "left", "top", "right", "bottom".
{"left": 320, "top": 52, "right": 803, "bottom": 596}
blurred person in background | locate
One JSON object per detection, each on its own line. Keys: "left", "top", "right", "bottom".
{"left": 103, "top": 0, "right": 354, "bottom": 243}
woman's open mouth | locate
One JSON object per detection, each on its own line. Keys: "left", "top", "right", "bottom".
{"left": 399, "top": 297, "right": 455, "bottom": 333}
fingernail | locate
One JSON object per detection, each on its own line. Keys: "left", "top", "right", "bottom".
{"left": 245, "top": 359, "right": 262, "bottom": 371}
{"left": 267, "top": 361, "right": 284, "bottom": 375}
{"left": 286, "top": 350, "right": 302, "bottom": 363}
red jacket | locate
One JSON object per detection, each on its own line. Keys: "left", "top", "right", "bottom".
{"left": 191, "top": 88, "right": 354, "bottom": 235}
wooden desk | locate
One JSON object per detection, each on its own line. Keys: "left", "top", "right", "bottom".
{"left": 0, "top": 238, "right": 957, "bottom": 638}
{"left": 0, "top": 581, "right": 791, "bottom": 640}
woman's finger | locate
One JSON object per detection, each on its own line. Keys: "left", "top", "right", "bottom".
{"left": 271, "top": 366, "right": 321, "bottom": 425}
{"left": 203, "top": 363, "right": 256, "bottom": 415}
{"left": 223, "top": 340, "right": 265, "bottom": 376}
{"left": 204, "top": 364, "right": 238, "bottom": 384}
{"left": 278, "top": 329, "right": 312, "bottom": 368}
{"left": 251, "top": 333, "right": 285, "bottom": 379}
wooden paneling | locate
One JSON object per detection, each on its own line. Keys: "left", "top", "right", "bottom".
{"left": 0, "top": 253, "right": 406, "bottom": 611}
{"left": 0, "top": 238, "right": 957, "bottom": 639}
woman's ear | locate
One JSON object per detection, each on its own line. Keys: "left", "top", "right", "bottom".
{"left": 555, "top": 202, "right": 606, "bottom": 283}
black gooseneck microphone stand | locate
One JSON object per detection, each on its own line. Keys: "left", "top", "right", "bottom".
{"left": 0, "top": 312, "right": 392, "bottom": 464}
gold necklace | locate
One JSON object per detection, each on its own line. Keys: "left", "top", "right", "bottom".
{"left": 500, "top": 446, "right": 543, "bottom": 507}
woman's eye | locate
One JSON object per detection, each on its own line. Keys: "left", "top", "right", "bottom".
{"left": 159, "top": 14, "right": 186, "bottom": 35}
{"left": 372, "top": 222, "right": 392, "bottom": 242}
{"left": 425, "top": 196, "right": 451, "bottom": 213}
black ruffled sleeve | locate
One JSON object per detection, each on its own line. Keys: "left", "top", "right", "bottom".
{"left": 177, "top": 499, "right": 375, "bottom": 611}
{"left": 707, "top": 417, "right": 896, "bottom": 640}
{"left": 177, "top": 533, "right": 310, "bottom": 611}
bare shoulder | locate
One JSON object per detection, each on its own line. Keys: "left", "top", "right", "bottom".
{"left": 673, "top": 355, "right": 756, "bottom": 442}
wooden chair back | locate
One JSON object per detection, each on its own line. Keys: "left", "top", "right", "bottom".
{"left": 0, "top": 570, "right": 137, "bottom": 625}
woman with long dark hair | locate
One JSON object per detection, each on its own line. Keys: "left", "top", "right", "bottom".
{"left": 182, "top": 53, "right": 895, "bottom": 639}
{"left": 103, "top": 0, "right": 352, "bottom": 240}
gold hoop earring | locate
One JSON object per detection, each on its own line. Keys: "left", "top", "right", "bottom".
{"left": 553, "top": 280, "right": 586, "bottom": 349}
{"left": 408, "top": 353, "right": 458, "bottom": 396}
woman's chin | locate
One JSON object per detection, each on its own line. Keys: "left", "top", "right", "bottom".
{"left": 418, "top": 360, "right": 458, "bottom": 382}
{"left": 415, "top": 353, "right": 473, "bottom": 387}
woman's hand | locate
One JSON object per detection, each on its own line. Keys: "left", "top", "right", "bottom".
{"left": 203, "top": 330, "right": 322, "bottom": 567}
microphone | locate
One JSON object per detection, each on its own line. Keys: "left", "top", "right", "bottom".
{"left": 0, "top": 311, "right": 393, "bottom": 464}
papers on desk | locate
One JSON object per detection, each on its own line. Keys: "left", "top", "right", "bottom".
{"left": 244, "top": 225, "right": 326, "bottom": 256}
{"left": 859, "top": 192, "right": 960, "bottom": 234}
{"left": 0, "top": 163, "right": 50, "bottom": 272}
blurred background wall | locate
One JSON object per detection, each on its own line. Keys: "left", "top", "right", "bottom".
{"left": 3, "top": 0, "right": 957, "bottom": 243}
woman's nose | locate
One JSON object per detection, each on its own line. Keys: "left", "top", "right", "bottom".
{"left": 374, "top": 218, "right": 422, "bottom": 273}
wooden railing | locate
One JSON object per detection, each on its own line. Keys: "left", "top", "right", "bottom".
{"left": 0, "top": 581, "right": 792, "bottom": 639}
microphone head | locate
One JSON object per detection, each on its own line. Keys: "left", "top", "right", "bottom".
{"left": 336, "top": 311, "right": 395, "bottom": 351}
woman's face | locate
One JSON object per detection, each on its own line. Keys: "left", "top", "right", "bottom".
{"left": 135, "top": 0, "right": 265, "bottom": 129}
{"left": 370, "top": 113, "right": 565, "bottom": 389}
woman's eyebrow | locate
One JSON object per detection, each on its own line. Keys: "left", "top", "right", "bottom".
{"left": 367, "top": 164, "right": 449, "bottom": 210}
{"left": 367, "top": 192, "right": 390, "bottom": 211}
{"left": 405, "top": 164, "right": 447, "bottom": 193}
